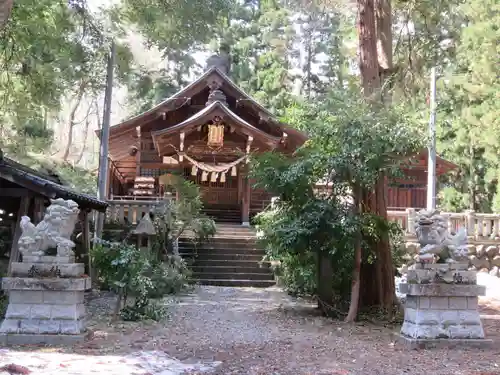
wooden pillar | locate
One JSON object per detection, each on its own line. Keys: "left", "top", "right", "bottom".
{"left": 8, "top": 196, "right": 31, "bottom": 275}
{"left": 241, "top": 174, "right": 251, "bottom": 227}
{"left": 81, "top": 210, "right": 94, "bottom": 288}
{"left": 135, "top": 126, "right": 142, "bottom": 177}
{"left": 105, "top": 158, "right": 113, "bottom": 199}
{"left": 237, "top": 167, "right": 243, "bottom": 202}
{"left": 33, "top": 196, "right": 45, "bottom": 224}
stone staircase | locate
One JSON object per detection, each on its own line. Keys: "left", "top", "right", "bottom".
{"left": 179, "top": 224, "right": 275, "bottom": 287}
{"left": 201, "top": 206, "right": 242, "bottom": 224}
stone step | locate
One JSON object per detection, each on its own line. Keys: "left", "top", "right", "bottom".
{"left": 182, "top": 232, "right": 257, "bottom": 240}
{"left": 197, "top": 279, "right": 276, "bottom": 287}
{"left": 179, "top": 243, "right": 263, "bottom": 252}
{"left": 181, "top": 253, "right": 265, "bottom": 262}
{"left": 191, "top": 265, "right": 272, "bottom": 274}
{"left": 179, "top": 237, "right": 258, "bottom": 249}
{"left": 193, "top": 259, "right": 271, "bottom": 268}
{"left": 214, "top": 225, "right": 257, "bottom": 232}
{"left": 179, "top": 247, "right": 266, "bottom": 256}
{"left": 192, "top": 272, "right": 275, "bottom": 281}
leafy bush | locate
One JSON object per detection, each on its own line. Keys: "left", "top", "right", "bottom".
{"left": 252, "top": 90, "right": 422, "bottom": 316}
{"left": 150, "top": 177, "right": 216, "bottom": 256}
{"left": 0, "top": 293, "right": 8, "bottom": 319}
{"left": 120, "top": 295, "right": 168, "bottom": 322}
{"left": 91, "top": 239, "right": 171, "bottom": 321}
{"left": 147, "top": 255, "right": 194, "bottom": 298}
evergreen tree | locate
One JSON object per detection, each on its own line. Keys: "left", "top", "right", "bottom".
{"left": 437, "top": 0, "right": 500, "bottom": 212}
{"left": 214, "top": 0, "right": 297, "bottom": 114}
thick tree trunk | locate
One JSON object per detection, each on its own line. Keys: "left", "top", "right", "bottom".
{"left": 375, "top": 0, "right": 393, "bottom": 102}
{"left": 358, "top": 0, "right": 380, "bottom": 98}
{"left": 0, "top": 0, "right": 13, "bottom": 30}
{"left": 345, "top": 186, "right": 363, "bottom": 322}
{"left": 354, "top": 0, "right": 395, "bottom": 316}
{"left": 317, "top": 251, "right": 335, "bottom": 313}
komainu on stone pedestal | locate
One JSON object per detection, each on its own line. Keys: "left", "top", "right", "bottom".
{"left": 399, "top": 264, "right": 487, "bottom": 344}
{"left": 0, "top": 199, "right": 88, "bottom": 346}
{"left": 397, "top": 211, "right": 492, "bottom": 348}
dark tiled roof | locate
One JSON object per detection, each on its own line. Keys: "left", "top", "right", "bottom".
{"left": 0, "top": 152, "right": 107, "bottom": 212}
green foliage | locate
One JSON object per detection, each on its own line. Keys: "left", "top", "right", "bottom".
{"left": 147, "top": 255, "right": 194, "bottom": 298}
{"left": 92, "top": 177, "right": 213, "bottom": 321}
{"left": 438, "top": 187, "right": 470, "bottom": 212}
{"left": 0, "top": 0, "right": 133, "bottom": 155}
{"left": 116, "top": 0, "right": 232, "bottom": 54}
{"left": 0, "top": 293, "right": 7, "bottom": 319}
{"left": 91, "top": 240, "right": 171, "bottom": 321}
{"left": 434, "top": 0, "right": 500, "bottom": 212}
{"left": 151, "top": 176, "right": 216, "bottom": 256}
{"left": 252, "top": 89, "right": 422, "bottom": 304}
{"left": 119, "top": 295, "right": 167, "bottom": 322}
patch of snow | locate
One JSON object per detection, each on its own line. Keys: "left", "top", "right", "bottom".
{"left": 477, "top": 272, "right": 500, "bottom": 299}
{"left": 0, "top": 350, "right": 220, "bottom": 375}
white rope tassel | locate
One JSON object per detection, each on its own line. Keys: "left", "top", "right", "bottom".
{"left": 191, "top": 165, "right": 198, "bottom": 176}
{"left": 220, "top": 172, "right": 226, "bottom": 183}
{"left": 210, "top": 172, "right": 218, "bottom": 182}
{"left": 201, "top": 171, "right": 208, "bottom": 182}
{"left": 231, "top": 166, "right": 237, "bottom": 176}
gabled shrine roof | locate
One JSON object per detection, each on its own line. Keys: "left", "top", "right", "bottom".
{"left": 151, "top": 100, "right": 281, "bottom": 144}
{"left": 406, "top": 150, "right": 458, "bottom": 175}
{"left": 101, "top": 66, "right": 307, "bottom": 144}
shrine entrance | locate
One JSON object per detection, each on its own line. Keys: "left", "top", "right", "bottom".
{"left": 178, "top": 154, "right": 248, "bottom": 223}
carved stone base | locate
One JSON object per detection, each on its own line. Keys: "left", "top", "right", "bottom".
{"left": 0, "top": 261, "right": 87, "bottom": 345}
{"left": 0, "top": 333, "right": 85, "bottom": 346}
{"left": 393, "top": 333, "right": 493, "bottom": 350}
{"left": 399, "top": 282, "right": 487, "bottom": 343}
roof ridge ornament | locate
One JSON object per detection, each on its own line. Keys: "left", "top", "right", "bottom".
{"left": 204, "top": 45, "right": 231, "bottom": 75}
{"left": 206, "top": 89, "right": 227, "bottom": 107}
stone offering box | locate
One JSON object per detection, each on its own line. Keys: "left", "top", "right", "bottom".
{"left": 397, "top": 263, "right": 492, "bottom": 349}
{"left": 0, "top": 255, "right": 89, "bottom": 346}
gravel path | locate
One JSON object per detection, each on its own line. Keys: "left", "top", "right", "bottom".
{"left": 2, "top": 286, "right": 500, "bottom": 374}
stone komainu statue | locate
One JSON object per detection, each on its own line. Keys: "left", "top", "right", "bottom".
{"left": 18, "top": 198, "right": 80, "bottom": 257}
{"left": 415, "top": 209, "right": 468, "bottom": 263}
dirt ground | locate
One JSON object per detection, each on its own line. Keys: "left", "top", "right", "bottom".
{"left": 2, "top": 286, "right": 500, "bottom": 375}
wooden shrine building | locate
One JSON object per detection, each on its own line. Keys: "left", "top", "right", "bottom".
{"left": 101, "top": 53, "right": 457, "bottom": 223}
{"left": 387, "top": 151, "right": 458, "bottom": 210}
{"left": 102, "top": 54, "right": 306, "bottom": 225}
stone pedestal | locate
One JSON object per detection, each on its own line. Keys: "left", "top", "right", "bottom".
{"left": 0, "top": 256, "right": 89, "bottom": 346}
{"left": 397, "top": 263, "right": 492, "bottom": 349}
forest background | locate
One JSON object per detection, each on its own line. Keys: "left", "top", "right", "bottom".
{"left": 0, "top": 0, "right": 498, "bottom": 213}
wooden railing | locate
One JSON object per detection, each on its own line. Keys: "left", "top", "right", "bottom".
{"left": 388, "top": 208, "right": 500, "bottom": 241}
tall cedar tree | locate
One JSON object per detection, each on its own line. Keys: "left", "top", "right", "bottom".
{"left": 0, "top": 0, "right": 13, "bottom": 30}
{"left": 345, "top": 0, "right": 395, "bottom": 322}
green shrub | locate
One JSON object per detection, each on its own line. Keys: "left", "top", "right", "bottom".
{"left": 146, "top": 255, "right": 194, "bottom": 298}
{"left": 0, "top": 293, "right": 8, "bottom": 319}
{"left": 120, "top": 296, "right": 168, "bottom": 321}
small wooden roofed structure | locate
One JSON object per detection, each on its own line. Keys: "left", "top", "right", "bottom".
{"left": 0, "top": 149, "right": 107, "bottom": 273}
{"left": 388, "top": 150, "right": 458, "bottom": 209}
